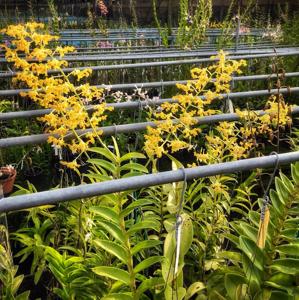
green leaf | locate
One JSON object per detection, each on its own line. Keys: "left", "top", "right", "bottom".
{"left": 97, "top": 220, "right": 125, "bottom": 243}
{"left": 270, "top": 189, "right": 284, "bottom": 217}
{"left": 223, "top": 233, "right": 239, "bottom": 246}
{"left": 92, "top": 266, "right": 130, "bottom": 285}
{"left": 102, "top": 294, "right": 133, "bottom": 300}
{"left": 239, "top": 223, "right": 258, "bottom": 242}
{"left": 12, "top": 275, "right": 24, "bottom": 295}
{"left": 291, "top": 163, "right": 299, "bottom": 184}
{"left": 87, "top": 159, "right": 117, "bottom": 174}
{"left": 120, "top": 162, "right": 148, "bottom": 173}
{"left": 136, "top": 277, "right": 164, "bottom": 296}
{"left": 94, "top": 240, "right": 128, "bottom": 264}
{"left": 248, "top": 211, "right": 260, "bottom": 227}
{"left": 131, "top": 240, "right": 162, "bottom": 255}
{"left": 225, "top": 273, "right": 247, "bottom": 300}
{"left": 127, "top": 220, "right": 159, "bottom": 234}
{"left": 269, "top": 291, "right": 293, "bottom": 300}
{"left": 218, "top": 251, "right": 241, "bottom": 263}
{"left": 165, "top": 285, "right": 186, "bottom": 300}
{"left": 271, "top": 259, "right": 299, "bottom": 275}
{"left": 180, "top": 214, "right": 194, "bottom": 256}
{"left": 90, "top": 206, "right": 119, "bottom": 224}
{"left": 120, "top": 152, "right": 146, "bottom": 162}
{"left": 111, "top": 137, "right": 120, "bottom": 160}
{"left": 239, "top": 236, "right": 264, "bottom": 271}
{"left": 276, "top": 243, "right": 299, "bottom": 256}
{"left": 88, "top": 147, "right": 117, "bottom": 163}
{"left": 275, "top": 177, "right": 289, "bottom": 205}
{"left": 185, "top": 282, "right": 205, "bottom": 299}
{"left": 120, "top": 199, "right": 153, "bottom": 218}
{"left": 134, "top": 256, "right": 163, "bottom": 274}
{"left": 15, "top": 291, "right": 30, "bottom": 300}
{"left": 267, "top": 273, "right": 295, "bottom": 287}
{"left": 279, "top": 173, "right": 294, "bottom": 194}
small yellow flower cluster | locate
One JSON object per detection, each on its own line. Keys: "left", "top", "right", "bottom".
{"left": 194, "top": 121, "right": 253, "bottom": 164}
{"left": 144, "top": 51, "right": 246, "bottom": 159}
{"left": 1, "top": 23, "right": 113, "bottom": 168}
{"left": 236, "top": 94, "right": 292, "bottom": 138}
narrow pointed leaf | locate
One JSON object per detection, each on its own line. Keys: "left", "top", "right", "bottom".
{"left": 239, "top": 236, "right": 264, "bottom": 271}
{"left": 94, "top": 240, "right": 128, "bottom": 264}
{"left": 134, "top": 256, "right": 163, "bottom": 274}
{"left": 271, "top": 259, "right": 299, "bottom": 275}
{"left": 97, "top": 220, "right": 125, "bottom": 243}
{"left": 92, "top": 266, "right": 130, "bottom": 285}
{"left": 120, "top": 152, "right": 146, "bottom": 162}
{"left": 90, "top": 206, "right": 119, "bottom": 224}
{"left": 131, "top": 240, "right": 162, "bottom": 255}
{"left": 88, "top": 147, "right": 117, "bottom": 163}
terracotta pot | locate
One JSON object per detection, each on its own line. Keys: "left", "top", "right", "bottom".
{"left": 0, "top": 166, "right": 17, "bottom": 195}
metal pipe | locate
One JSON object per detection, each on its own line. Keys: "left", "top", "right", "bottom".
{"left": 1, "top": 50, "right": 299, "bottom": 81}
{"left": 1, "top": 72, "right": 299, "bottom": 110}
{"left": 1, "top": 47, "right": 295, "bottom": 64}
{"left": 1, "top": 103, "right": 299, "bottom": 149}
{"left": 0, "top": 151, "right": 298, "bottom": 213}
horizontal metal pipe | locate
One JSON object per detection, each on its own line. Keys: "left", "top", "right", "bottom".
{"left": 1, "top": 73, "right": 299, "bottom": 119}
{"left": 1, "top": 101, "right": 299, "bottom": 149}
{"left": 1, "top": 47, "right": 294, "bottom": 64}
{"left": 0, "top": 51, "right": 298, "bottom": 83}
{"left": 1, "top": 151, "right": 298, "bottom": 213}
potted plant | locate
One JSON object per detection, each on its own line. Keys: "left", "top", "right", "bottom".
{"left": 0, "top": 165, "right": 17, "bottom": 195}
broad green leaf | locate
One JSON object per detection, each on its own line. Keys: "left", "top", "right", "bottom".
{"left": 11, "top": 275, "right": 24, "bottom": 295}
{"left": 267, "top": 273, "right": 295, "bottom": 287}
{"left": 242, "top": 254, "right": 261, "bottom": 293}
{"left": 88, "top": 147, "right": 117, "bottom": 163}
{"left": 102, "top": 294, "right": 133, "bottom": 300}
{"left": 180, "top": 214, "right": 193, "bottom": 256}
{"left": 94, "top": 240, "right": 128, "bottom": 264}
{"left": 218, "top": 251, "right": 241, "bottom": 263}
{"left": 291, "top": 163, "right": 299, "bottom": 184}
{"left": 275, "top": 177, "right": 289, "bottom": 205}
{"left": 165, "top": 285, "right": 186, "bottom": 300}
{"left": 222, "top": 233, "right": 239, "bottom": 246}
{"left": 280, "top": 228, "right": 298, "bottom": 239}
{"left": 185, "top": 281, "right": 205, "bottom": 299}
{"left": 127, "top": 220, "right": 159, "bottom": 234}
{"left": 269, "top": 290, "right": 293, "bottom": 300}
{"left": 239, "top": 223, "right": 258, "bottom": 242}
{"left": 225, "top": 273, "right": 247, "bottom": 300}
{"left": 134, "top": 256, "right": 163, "bottom": 274}
{"left": 120, "top": 152, "right": 146, "bottom": 162}
{"left": 279, "top": 173, "right": 294, "bottom": 194}
{"left": 271, "top": 259, "right": 299, "bottom": 275}
{"left": 239, "top": 236, "right": 264, "bottom": 271}
{"left": 120, "top": 162, "right": 148, "bottom": 173}
{"left": 136, "top": 277, "right": 164, "bottom": 296}
{"left": 207, "top": 290, "right": 226, "bottom": 300}
{"left": 248, "top": 211, "right": 260, "bottom": 227}
{"left": 97, "top": 220, "right": 125, "bottom": 243}
{"left": 92, "top": 266, "right": 130, "bottom": 285}
{"left": 270, "top": 189, "right": 284, "bottom": 217}
{"left": 90, "top": 206, "right": 119, "bottom": 224}
{"left": 120, "top": 199, "right": 153, "bottom": 218}
{"left": 87, "top": 159, "right": 117, "bottom": 174}
{"left": 131, "top": 240, "right": 162, "bottom": 255}
{"left": 15, "top": 291, "right": 30, "bottom": 300}
{"left": 276, "top": 243, "right": 299, "bottom": 256}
